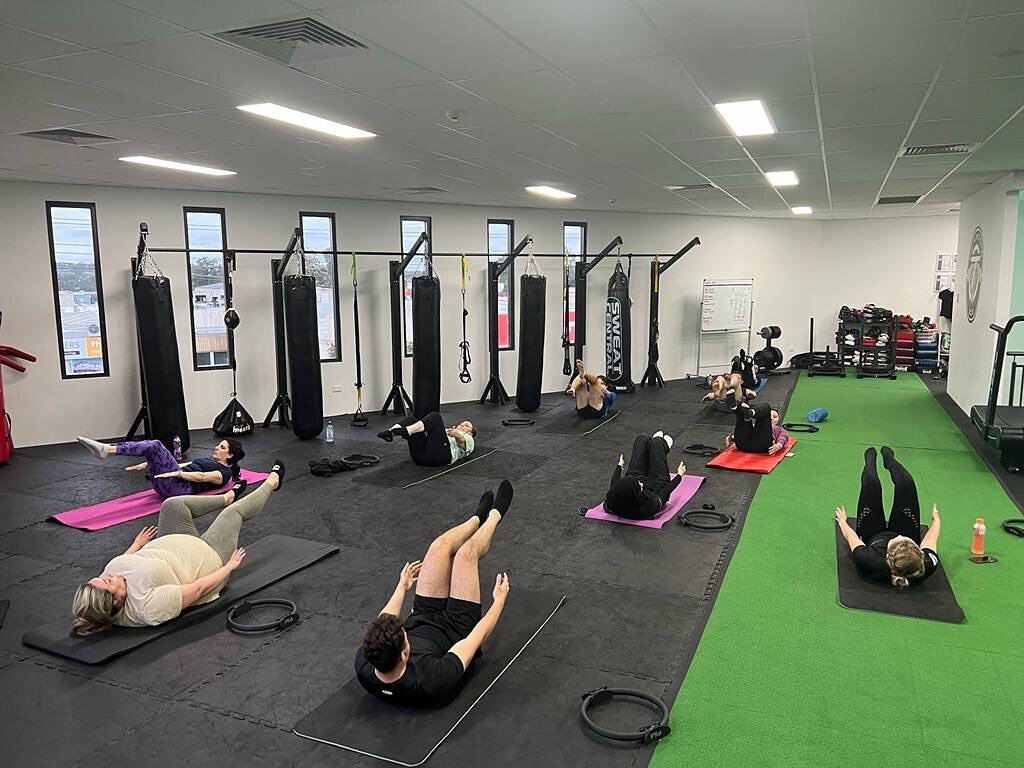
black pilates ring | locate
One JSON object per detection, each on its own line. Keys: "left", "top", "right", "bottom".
{"left": 782, "top": 422, "right": 819, "bottom": 433}
{"left": 1002, "top": 518, "right": 1024, "bottom": 537}
{"left": 502, "top": 418, "right": 535, "bottom": 427}
{"left": 678, "top": 509, "right": 735, "bottom": 531}
{"left": 683, "top": 443, "right": 721, "bottom": 457}
{"left": 226, "top": 598, "right": 299, "bottom": 635}
{"left": 580, "top": 687, "right": 671, "bottom": 745}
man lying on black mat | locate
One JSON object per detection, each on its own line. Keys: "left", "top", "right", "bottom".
{"left": 567, "top": 358, "right": 617, "bottom": 419}
{"left": 835, "top": 447, "right": 942, "bottom": 588}
{"left": 377, "top": 411, "right": 476, "bottom": 467}
{"left": 355, "top": 480, "right": 514, "bottom": 707}
{"left": 702, "top": 349, "right": 760, "bottom": 408}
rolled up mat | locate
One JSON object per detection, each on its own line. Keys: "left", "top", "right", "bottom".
{"left": 835, "top": 521, "right": 964, "bottom": 623}
{"left": 412, "top": 275, "right": 441, "bottom": 419}
{"left": 284, "top": 275, "right": 324, "bottom": 439}
{"left": 705, "top": 439, "right": 797, "bottom": 473}
{"left": 604, "top": 262, "right": 635, "bottom": 393}
{"left": 132, "top": 276, "right": 189, "bottom": 453}
{"left": 22, "top": 535, "right": 339, "bottom": 663}
{"left": 583, "top": 474, "right": 704, "bottom": 529}
{"left": 293, "top": 589, "right": 566, "bottom": 766}
{"left": 515, "top": 274, "right": 546, "bottom": 412}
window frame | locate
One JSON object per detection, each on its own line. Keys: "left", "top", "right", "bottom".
{"left": 299, "top": 210, "right": 342, "bottom": 363}
{"left": 400, "top": 215, "right": 432, "bottom": 358}
{"left": 183, "top": 206, "right": 233, "bottom": 372}
{"left": 45, "top": 201, "right": 110, "bottom": 380}
{"left": 562, "top": 221, "right": 588, "bottom": 345}
{"left": 487, "top": 218, "right": 516, "bottom": 351}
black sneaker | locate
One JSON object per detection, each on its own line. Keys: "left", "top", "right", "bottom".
{"left": 269, "top": 460, "right": 285, "bottom": 489}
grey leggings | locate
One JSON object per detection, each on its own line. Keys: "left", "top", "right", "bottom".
{"left": 156, "top": 481, "right": 273, "bottom": 563}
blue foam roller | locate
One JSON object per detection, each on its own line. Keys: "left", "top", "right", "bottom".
{"left": 808, "top": 407, "right": 829, "bottom": 423}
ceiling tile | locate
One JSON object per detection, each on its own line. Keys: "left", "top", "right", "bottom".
{"left": 940, "top": 13, "right": 1024, "bottom": 81}
{"left": 665, "top": 136, "right": 750, "bottom": 163}
{"left": 880, "top": 178, "right": 936, "bottom": 196}
{"left": 464, "top": 0, "right": 670, "bottom": 66}
{"left": 380, "top": 128, "right": 487, "bottom": 157}
{"left": 0, "top": 68, "right": 185, "bottom": 119}
{"left": 111, "top": 0, "right": 307, "bottom": 30}
{"left": 825, "top": 123, "right": 910, "bottom": 152}
{"left": 0, "top": 24, "right": 86, "bottom": 65}
{"left": 637, "top": 0, "right": 806, "bottom": 51}
{"left": 908, "top": 117, "right": 1009, "bottom": 146}
{"left": 829, "top": 167, "right": 888, "bottom": 183}
{"left": 958, "top": 140, "right": 1024, "bottom": 172}
{"left": 692, "top": 157, "right": 762, "bottom": 176}
{"left": 678, "top": 40, "right": 813, "bottom": 101}
{"left": 455, "top": 70, "right": 611, "bottom": 122}
{"left": 809, "top": 0, "right": 967, "bottom": 35}
{"left": 286, "top": 92, "right": 443, "bottom": 135}
{"left": 825, "top": 149, "right": 895, "bottom": 170}
{"left": 765, "top": 96, "right": 819, "bottom": 133}
{"left": 997, "top": 113, "right": 1024, "bottom": 142}
{"left": 360, "top": 81, "right": 524, "bottom": 129}
{"left": 889, "top": 158, "right": 960, "bottom": 180}
{"left": 744, "top": 130, "right": 822, "bottom": 157}
{"left": 296, "top": 49, "right": 443, "bottom": 92}
{"left": 0, "top": 96, "right": 111, "bottom": 133}
{"left": 561, "top": 56, "right": 706, "bottom": 112}
{"left": 460, "top": 122, "right": 577, "bottom": 155}
{"left": 920, "top": 77, "right": 1024, "bottom": 121}
{"left": 1, "top": 0, "right": 186, "bottom": 47}
{"left": 818, "top": 84, "right": 929, "bottom": 128}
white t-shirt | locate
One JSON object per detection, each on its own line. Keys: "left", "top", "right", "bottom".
{"left": 107, "top": 534, "right": 224, "bottom": 627}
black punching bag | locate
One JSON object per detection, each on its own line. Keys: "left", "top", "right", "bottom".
{"left": 412, "top": 275, "right": 441, "bottom": 418}
{"left": 605, "top": 262, "right": 635, "bottom": 393}
{"left": 284, "top": 275, "right": 323, "bottom": 439}
{"left": 515, "top": 274, "right": 546, "bottom": 412}
{"left": 132, "top": 275, "right": 189, "bottom": 452}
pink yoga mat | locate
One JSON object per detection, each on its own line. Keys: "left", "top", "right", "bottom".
{"left": 584, "top": 474, "right": 705, "bottom": 529}
{"left": 51, "top": 468, "right": 271, "bottom": 531}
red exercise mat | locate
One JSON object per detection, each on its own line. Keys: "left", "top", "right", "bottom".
{"left": 705, "top": 439, "right": 798, "bottom": 474}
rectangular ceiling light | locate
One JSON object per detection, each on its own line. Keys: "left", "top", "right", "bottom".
{"left": 237, "top": 103, "right": 376, "bottom": 139}
{"left": 525, "top": 185, "right": 576, "bottom": 200}
{"left": 791, "top": 206, "right": 812, "bottom": 215}
{"left": 714, "top": 100, "right": 775, "bottom": 136}
{"left": 119, "top": 156, "right": 236, "bottom": 176}
{"left": 765, "top": 170, "right": 799, "bottom": 187}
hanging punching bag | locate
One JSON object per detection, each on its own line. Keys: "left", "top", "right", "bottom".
{"left": 605, "top": 262, "right": 635, "bottom": 393}
{"left": 284, "top": 274, "right": 323, "bottom": 439}
{"left": 515, "top": 274, "right": 547, "bottom": 412}
{"left": 412, "top": 275, "right": 441, "bottom": 418}
{"left": 133, "top": 276, "right": 190, "bottom": 452}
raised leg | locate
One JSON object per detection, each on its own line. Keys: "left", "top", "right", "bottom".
{"left": 881, "top": 446, "right": 922, "bottom": 543}
{"left": 449, "top": 510, "right": 501, "bottom": 604}
{"left": 201, "top": 475, "right": 278, "bottom": 563}
{"left": 115, "top": 439, "right": 192, "bottom": 497}
{"left": 415, "top": 516, "right": 481, "bottom": 599}
{"left": 625, "top": 434, "right": 652, "bottom": 478}
{"left": 855, "top": 447, "right": 887, "bottom": 541}
{"left": 156, "top": 494, "right": 227, "bottom": 537}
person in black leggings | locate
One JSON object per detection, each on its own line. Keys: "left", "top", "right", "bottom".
{"left": 835, "top": 446, "right": 942, "bottom": 588}
{"left": 727, "top": 402, "right": 789, "bottom": 454}
{"left": 604, "top": 432, "right": 687, "bottom": 519}
{"left": 378, "top": 412, "right": 476, "bottom": 467}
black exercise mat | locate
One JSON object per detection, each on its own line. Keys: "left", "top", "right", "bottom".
{"left": 835, "top": 521, "right": 964, "bottom": 623}
{"left": 536, "top": 410, "right": 620, "bottom": 436}
{"left": 293, "top": 588, "right": 566, "bottom": 766}
{"left": 22, "top": 534, "right": 339, "bottom": 664}
{"left": 352, "top": 448, "right": 500, "bottom": 489}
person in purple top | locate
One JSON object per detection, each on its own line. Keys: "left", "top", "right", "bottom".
{"left": 726, "top": 403, "right": 789, "bottom": 454}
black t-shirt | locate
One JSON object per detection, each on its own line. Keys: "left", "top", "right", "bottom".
{"left": 354, "top": 627, "right": 465, "bottom": 708}
{"left": 938, "top": 289, "right": 953, "bottom": 320}
{"left": 851, "top": 531, "right": 939, "bottom": 584}
{"left": 182, "top": 457, "right": 232, "bottom": 490}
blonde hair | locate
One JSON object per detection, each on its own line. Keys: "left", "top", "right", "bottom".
{"left": 71, "top": 583, "right": 117, "bottom": 636}
{"left": 885, "top": 538, "right": 925, "bottom": 588}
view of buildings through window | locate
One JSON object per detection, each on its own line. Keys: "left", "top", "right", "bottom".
{"left": 487, "top": 219, "right": 514, "bottom": 350}
{"left": 563, "top": 222, "right": 587, "bottom": 344}
{"left": 300, "top": 212, "right": 341, "bottom": 361}
{"left": 185, "top": 208, "right": 231, "bottom": 369}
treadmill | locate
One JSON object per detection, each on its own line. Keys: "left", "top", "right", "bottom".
{"left": 971, "top": 316, "right": 1024, "bottom": 471}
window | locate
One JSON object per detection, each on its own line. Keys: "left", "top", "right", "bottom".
{"left": 488, "top": 220, "right": 515, "bottom": 351}
{"left": 563, "top": 221, "right": 587, "bottom": 344}
{"left": 300, "top": 212, "right": 341, "bottom": 361}
{"left": 184, "top": 208, "right": 232, "bottom": 370}
{"left": 46, "top": 202, "right": 109, "bottom": 378}
{"left": 400, "top": 216, "right": 432, "bottom": 356}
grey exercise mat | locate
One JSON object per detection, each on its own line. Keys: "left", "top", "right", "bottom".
{"left": 352, "top": 448, "right": 499, "bottom": 489}
{"left": 293, "top": 588, "right": 566, "bottom": 766}
{"left": 22, "top": 534, "right": 339, "bottom": 664}
{"left": 835, "top": 521, "right": 964, "bottom": 623}
{"left": 537, "top": 409, "right": 619, "bottom": 436}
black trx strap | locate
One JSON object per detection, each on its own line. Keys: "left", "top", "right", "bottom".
{"left": 562, "top": 252, "right": 572, "bottom": 376}
{"left": 459, "top": 253, "right": 472, "bottom": 384}
{"left": 351, "top": 253, "right": 368, "bottom": 427}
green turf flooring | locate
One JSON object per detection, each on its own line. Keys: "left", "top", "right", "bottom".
{"left": 652, "top": 373, "right": 1024, "bottom": 768}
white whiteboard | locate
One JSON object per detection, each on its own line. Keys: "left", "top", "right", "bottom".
{"left": 701, "top": 279, "right": 753, "bottom": 332}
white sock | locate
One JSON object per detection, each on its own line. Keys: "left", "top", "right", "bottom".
{"left": 662, "top": 434, "right": 674, "bottom": 450}
{"left": 652, "top": 430, "right": 664, "bottom": 438}
{"left": 77, "top": 436, "right": 108, "bottom": 460}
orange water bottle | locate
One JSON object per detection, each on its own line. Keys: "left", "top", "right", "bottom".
{"left": 971, "top": 518, "right": 986, "bottom": 555}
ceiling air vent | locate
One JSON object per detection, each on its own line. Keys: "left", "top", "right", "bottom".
{"left": 877, "top": 195, "right": 921, "bottom": 205}
{"left": 212, "top": 18, "right": 368, "bottom": 66}
{"left": 665, "top": 183, "right": 717, "bottom": 191}
{"left": 20, "top": 128, "right": 122, "bottom": 146}
{"left": 399, "top": 187, "right": 448, "bottom": 195}
{"left": 902, "top": 143, "right": 976, "bottom": 157}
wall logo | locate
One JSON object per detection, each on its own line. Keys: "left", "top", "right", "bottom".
{"left": 966, "top": 226, "right": 983, "bottom": 324}
{"left": 606, "top": 297, "right": 623, "bottom": 378}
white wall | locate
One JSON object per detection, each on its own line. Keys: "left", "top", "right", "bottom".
{"left": 947, "top": 173, "right": 1022, "bottom": 414}
{"left": 0, "top": 180, "right": 957, "bottom": 446}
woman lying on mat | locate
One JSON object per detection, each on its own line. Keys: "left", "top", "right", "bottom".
{"left": 726, "top": 403, "right": 789, "bottom": 455}
{"left": 378, "top": 411, "right": 475, "bottom": 467}
{"left": 71, "top": 462, "right": 285, "bottom": 635}
{"left": 76, "top": 436, "right": 245, "bottom": 498}
{"left": 836, "top": 447, "right": 941, "bottom": 588}
{"left": 568, "top": 358, "right": 617, "bottom": 419}
{"left": 702, "top": 350, "right": 760, "bottom": 408}
{"left": 605, "top": 432, "right": 687, "bottom": 520}
{"left": 355, "top": 480, "right": 514, "bottom": 707}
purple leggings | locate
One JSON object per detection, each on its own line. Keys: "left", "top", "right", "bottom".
{"left": 115, "top": 439, "right": 193, "bottom": 498}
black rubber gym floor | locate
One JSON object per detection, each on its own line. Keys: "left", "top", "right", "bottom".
{"left": 0, "top": 375, "right": 797, "bottom": 768}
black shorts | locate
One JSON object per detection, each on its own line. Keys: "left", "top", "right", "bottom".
{"left": 577, "top": 405, "right": 603, "bottom": 419}
{"left": 406, "top": 594, "right": 482, "bottom": 646}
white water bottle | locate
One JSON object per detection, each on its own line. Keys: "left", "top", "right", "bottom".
{"left": 325, "top": 420, "right": 334, "bottom": 443}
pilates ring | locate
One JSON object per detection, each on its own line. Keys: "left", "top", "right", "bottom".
{"left": 502, "top": 418, "right": 535, "bottom": 427}
{"left": 678, "top": 509, "right": 734, "bottom": 531}
{"left": 226, "top": 598, "right": 299, "bottom": 635}
{"left": 580, "top": 687, "right": 671, "bottom": 746}
{"left": 1002, "top": 519, "right": 1024, "bottom": 537}
{"left": 782, "top": 422, "right": 819, "bottom": 433}
{"left": 342, "top": 453, "right": 380, "bottom": 467}
{"left": 683, "top": 443, "right": 721, "bottom": 457}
